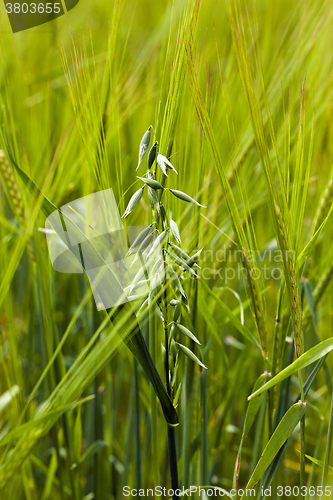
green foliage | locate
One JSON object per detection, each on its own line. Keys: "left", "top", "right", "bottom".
{"left": 1, "top": 0, "right": 333, "bottom": 498}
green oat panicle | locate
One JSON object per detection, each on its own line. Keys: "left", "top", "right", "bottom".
{"left": 275, "top": 205, "right": 304, "bottom": 358}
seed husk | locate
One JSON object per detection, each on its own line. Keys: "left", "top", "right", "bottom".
{"left": 169, "top": 189, "right": 206, "bottom": 207}
{"left": 132, "top": 230, "right": 157, "bottom": 264}
{"left": 167, "top": 265, "right": 187, "bottom": 300}
{"left": 170, "top": 215, "right": 181, "bottom": 244}
{"left": 187, "top": 248, "right": 204, "bottom": 267}
{"left": 126, "top": 224, "right": 155, "bottom": 256}
{"left": 122, "top": 186, "right": 145, "bottom": 218}
{"left": 150, "top": 256, "right": 164, "bottom": 287}
{"left": 128, "top": 264, "right": 149, "bottom": 294}
{"left": 157, "top": 203, "right": 167, "bottom": 227}
{"left": 150, "top": 255, "right": 164, "bottom": 276}
{"left": 173, "top": 301, "right": 182, "bottom": 322}
{"left": 167, "top": 249, "right": 198, "bottom": 277}
{"left": 136, "top": 125, "right": 152, "bottom": 170}
{"left": 148, "top": 186, "right": 158, "bottom": 208}
{"left": 168, "top": 243, "right": 191, "bottom": 262}
{"left": 148, "top": 172, "right": 160, "bottom": 207}
{"left": 157, "top": 154, "right": 178, "bottom": 176}
{"left": 173, "top": 383, "right": 182, "bottom": 407}
{"left": 137, "top": 176, "right": 164, "bottom": 190}
{"left": 175, "top": 323, "right": 201, "bottom": 345}
{"left": 177, "top": 343, "right": 207, "bottom": 370}
{"left": 147, "top": 141, "right": 158, "bottom": 170}
{"left": 146, "top": 229, "right": 169, "bottom": 259}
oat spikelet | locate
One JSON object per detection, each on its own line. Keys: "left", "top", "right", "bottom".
{"left": 242, "top": 248, "right": 268, "bottom": 359}
{"left": 312, "top": 175, "right": 333, "bottom": 233}
{"left": 0, "top": 150, "right": 35, "bottom": 261}
{"left": 275, "top": 205, "right": 303, "bottom": 357}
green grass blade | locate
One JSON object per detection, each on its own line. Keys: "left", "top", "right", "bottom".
{"left": 322, "top": 384, "right": 333, "bottom": 485}
{"left": 245, "top": 402, "right": 306, "bottom": 491}
{"left": 248, "top": 339, "right": 333, "bottom": 400}
{"left": 233, "top": 372, "right": 269, "bottom": 489}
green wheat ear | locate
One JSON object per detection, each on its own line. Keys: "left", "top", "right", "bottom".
{"left": 242, "top": 248, "right": 268, "bottom": 360}
{"left": 0, "top": 150, "right": 35, "bottom": 261}
{"left": 275, "top": 205, "right": 304, "bottom": 358}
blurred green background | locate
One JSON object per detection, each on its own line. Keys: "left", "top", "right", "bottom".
{"left": 1, "top": 0, "right": 333, "bottom": 498}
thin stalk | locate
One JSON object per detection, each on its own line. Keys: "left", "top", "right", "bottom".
{"left": 157, "top": 143, "right": 179, "bottom": 494}
{"left": 183, "top": 279, "right": 199, "bottom": 488}
{"left": 267, "top": 389, "right": 273, "bottom": 438}
{"left": 307, "top": 419, "right": 324, "bottom": 499}
{"left": 298, "top": 371, "right": 305, "bottom": 489}
{"left": 134, "top": 360, "right": 142, "bottom": 489}
{"left": 149, "top": 292, "right": 160, "bottom": 486}
{"left": 322, "top": 382, "right": 333, "bottom": 486}
{"left": 182, "top": 345, "right": 195, "bottom": 487}
{"left": 119, "top": 387, "right": 134, "bottom": 494}
{"left": 161, "top": 241, "right": 179, "bottom": 496}
{"left": 201, "top": 368, "right": 209, "bottom": 485}
{"left": 251, "top": 400, "right": 266, "bottom": 472}
{"left": 167, "top": 425, "right": 179, "bottom": 498}
{"left": 163, "top": 305, "right": 179, "bottom": 496}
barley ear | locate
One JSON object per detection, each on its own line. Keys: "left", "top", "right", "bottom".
{"left": 0, "top": 150, "right": 35, "bottom": 261}
{"left": 275, "top": 205, "right": 304, "bottom": 357}
{"left": 242, "top": 248, "right": 268, "bottom": 359}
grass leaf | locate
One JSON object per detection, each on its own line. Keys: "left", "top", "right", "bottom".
{"left": 248, "top": 339, "right": 333, "bottom": 400}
